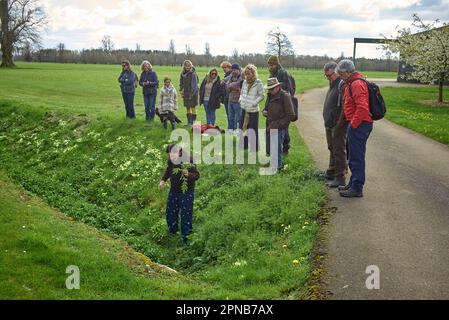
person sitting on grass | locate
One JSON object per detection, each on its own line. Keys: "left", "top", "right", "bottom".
{"left": 157, "top": 77, "right": 179, "bottom": 130}
{"left": 159, "top": 144, "right": 200, "bottom": 244}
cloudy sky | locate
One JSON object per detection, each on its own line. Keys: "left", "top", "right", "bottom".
{"left": 39, "top": 0, "right": 449, "bottom": 58}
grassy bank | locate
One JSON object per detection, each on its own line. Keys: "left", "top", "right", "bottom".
{"left": 0, "top": 170, "right": 213, "bottom": 299}
{"left": 382, "top": 86, "right": 449, "bottom": 146}
{"left": 0, "top": 62, "right": 332, "bottom": 299}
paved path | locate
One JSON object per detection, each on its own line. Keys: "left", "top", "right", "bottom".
{"left": 296, "top": 87, "right": 449, "bottom": 300}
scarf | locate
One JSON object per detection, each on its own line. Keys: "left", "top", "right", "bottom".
{"left": 246, "top": 78, "right": 256, "bottom": 93}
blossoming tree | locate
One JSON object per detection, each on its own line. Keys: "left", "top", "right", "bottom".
{"left": 386, "top": 14, "right": 449, "bottom": 103}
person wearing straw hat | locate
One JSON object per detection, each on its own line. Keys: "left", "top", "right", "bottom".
{"left": 263, "top": 77, "right": 295, "bottom": 172}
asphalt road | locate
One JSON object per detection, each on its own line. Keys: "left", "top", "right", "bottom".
{"left": 296, "top": 86, "right": 449, "bottom": 299}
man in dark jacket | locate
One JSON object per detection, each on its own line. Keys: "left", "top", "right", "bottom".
{"left": 323, "top": 62, "right": 348, "bottom": 188}
{"left": 263, "top": 78, "right": 296, "bottom": 172}
{"left": 267, "top": 55, "right": 296, "bottom": 155}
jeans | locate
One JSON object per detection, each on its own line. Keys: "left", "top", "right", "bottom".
{"left": 283, "top": 129, "right": 291, "bottom": 152}
{"left": 166, "top": 188, "right": 194, "bottom": 241}
{"left": 266, "top": 128, "right": 288, "bottom": 171}
{"left": 203, "top": 101, "right": 216, "bottom": 125}
{"left": 347, "top": 121, "right": 373, "bottom": 192}
{"left": 143, "top": 94, "right": 156, "bottom": 120}
{"left": 228, "top": 102, "right": 242, "bottom": 130}
{"left": 122, "top": 92, "right": 136, "bottom": 119}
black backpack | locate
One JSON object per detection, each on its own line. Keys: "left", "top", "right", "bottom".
{"left": 348, "top": 78, "right": 386, "bottom": 121}
{"left": 286, "top": 73, "right": 298, "bottom": 122}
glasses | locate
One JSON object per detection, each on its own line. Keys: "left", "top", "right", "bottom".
{"left": 211, "top": 73, "right": 217, "bottom": 76}
{"left": 324, "top": 72, "right": 335, "bottom": 78}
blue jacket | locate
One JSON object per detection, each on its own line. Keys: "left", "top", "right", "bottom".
{"left": 139, "top": 71, "right": 159, "bottom": 96}
{"left": 118, "top": 70, "right": 138, "bottom": 93}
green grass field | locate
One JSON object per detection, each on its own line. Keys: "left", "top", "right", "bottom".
{"left": 0, "top": 62, "right": 398, "bottom": 299}
{"left": 382, "top": 86, "right": 449, "bottom": 145}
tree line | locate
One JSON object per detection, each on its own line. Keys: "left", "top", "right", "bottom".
{"left": 13, "top": 41, "right": 399, "bottom": 72}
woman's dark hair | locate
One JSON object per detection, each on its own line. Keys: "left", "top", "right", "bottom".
{"left": 166, "top": 144, "right": 181, "bottom": 154}
{"left": 166, "top": 144, "right": 191, "bottom": 164}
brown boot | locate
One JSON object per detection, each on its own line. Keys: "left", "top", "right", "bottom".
{"left": 327, "top": 176, "right": 346, "bottom": 188}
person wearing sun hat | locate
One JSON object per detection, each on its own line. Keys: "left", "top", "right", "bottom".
{"left": 267, "top": 55, "right": 296, "bottom": 155}
{"left": 263, "top": 77, "right": 295, "bottom": 172}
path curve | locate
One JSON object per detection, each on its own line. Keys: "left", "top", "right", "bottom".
{"left": 296, "top": 87, "right": 449, "bottom": 300}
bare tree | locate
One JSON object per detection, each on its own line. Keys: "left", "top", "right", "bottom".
{"left": 265, "top": 27, "right": 294, "bottom": 63}
{"left": 185, "top": 44, "right": 194, "bottom": 60}
{"left": 0, "top": 0, "right": 46, "bottom": 67}
{"left": 101, "top": 35, "right": 114, "bottom": 53}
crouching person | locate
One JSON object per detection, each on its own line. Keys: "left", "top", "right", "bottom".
{"left": 159, "top": 144, "right": 200, "bottom": 243}
{"left": 158, "top": 77, "right": 179, "bottom": 130}
{"left": 263, "top": 78, "right": 295, "bottom": 172}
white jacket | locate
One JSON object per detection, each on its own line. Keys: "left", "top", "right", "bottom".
{"left": 239, "top": 79, "right": 264, "bottom": 113}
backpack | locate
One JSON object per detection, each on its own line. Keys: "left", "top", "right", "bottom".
{"left": 286, "top": 72, "right": 298, "bottom": 122}
{"left": 281, "top": 91, "right": 299, "bottom": 122}
{"left": 348, "top": 78, "right": 386, "bottom": 121}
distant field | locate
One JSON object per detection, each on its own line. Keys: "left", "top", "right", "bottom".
{"left": 0, "top": 62, "right": 395, "bottom": 120}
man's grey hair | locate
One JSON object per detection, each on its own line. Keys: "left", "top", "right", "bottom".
{"left": 324, "top": 62, "right": 338, "bottom": 72}
{"left": 336, "top": 59, "right": 356, "bottom": 74}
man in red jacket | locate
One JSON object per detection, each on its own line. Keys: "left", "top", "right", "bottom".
{"left": 336, "top": 59, "right": 373, "bottom": 198}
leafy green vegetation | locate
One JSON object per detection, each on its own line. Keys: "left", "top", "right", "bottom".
{"left": 0, "top": 170, "right": 213, "bottom": 299}
{"left": 382, "top": 86, "right": 449, "bottom": 145}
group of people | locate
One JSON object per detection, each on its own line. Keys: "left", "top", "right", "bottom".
{"left": 119, "top": 56, "right": 373, "bottom": 243}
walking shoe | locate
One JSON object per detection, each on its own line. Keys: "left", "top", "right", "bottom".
{"left": 325, "top": 170, "right": 335, "bottom": 180}
{"left": 338, "top": 184, "right": 351, "bottom": 191}
{"left": 326, "top": 176, "right": 346, "bottom": 188}
{"left": 339, "top": 189, "right": 363, "bottom": 198}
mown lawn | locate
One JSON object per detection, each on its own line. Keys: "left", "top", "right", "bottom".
{"left": 382, "top": 86, "right": 449, "bottom": 146}
{"left": 0, "top": 62, "right": 395, "bottom": 299}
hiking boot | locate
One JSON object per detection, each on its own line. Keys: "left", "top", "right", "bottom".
{"left": 339, "top": 189, "right": 363, "bottom": 198}
{"left": 327, "top": 176, "right": 346, "bottom": 188}
{"left": 325, "top": 170, "right": 335, "bottom": 180}
{"left": 338, "top": 184, "right": 351, "bottom": 191}
{"left": 191, "top": 114, "right": 197, "bottom": 125}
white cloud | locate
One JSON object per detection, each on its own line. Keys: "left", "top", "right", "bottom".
{"left": 38, "top": 0, "right": 448, "bottom": 58}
